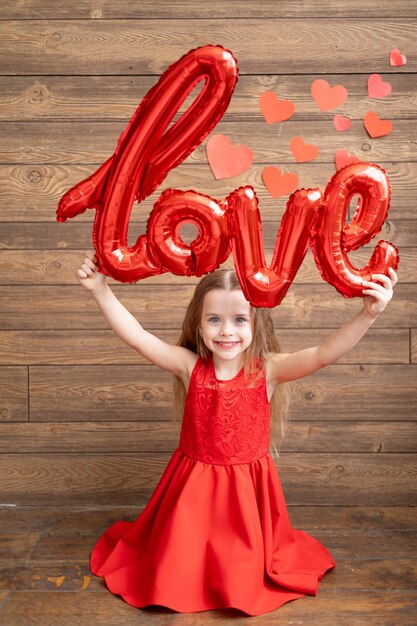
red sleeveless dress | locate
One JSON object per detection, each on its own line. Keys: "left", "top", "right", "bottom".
{"left": 89, "top": 353, "right": 336, "bottom": 616}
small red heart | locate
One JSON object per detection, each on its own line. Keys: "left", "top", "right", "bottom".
{"left": 334, "top": 150, "right": 360, "bottom": 171}
{"left": 390, "top": 48, "right": 407, "bottom": 66}
{"left": 363, "top": 111, "right": 393, "bottom": 138}
{"left": 333, "top": 114, "right": 352, "bottom": 131}
{"left": 311, "top": 79, "right": 348, "bottom": 111}
{"left": 367, "top": 73, "right": 392, "bottom": 98}
{"left": 259, "top": 91, "right": 295, "bottom": 123}
{"left": 290, "top": 136, "right": 319, "bottom": 162}
{"left": 262, "top": 166, "right": 299, "bottom": 198}
{"left": 206, "top": 134, "right": 253, "bottom": 179}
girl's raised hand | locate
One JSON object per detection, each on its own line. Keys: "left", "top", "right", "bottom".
{"left": 361, "top": 267, "right": 398, "bottom": 318}
{"left": 76, "top": 250, "right": 107, "bottom": 292}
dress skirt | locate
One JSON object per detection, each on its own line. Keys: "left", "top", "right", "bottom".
{"left": 90, "top": 447, "right": 336, "bottom": 616}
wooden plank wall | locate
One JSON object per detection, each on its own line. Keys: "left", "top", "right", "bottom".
{"left": 0, "top": 0, "right": 416, "bottom": 509}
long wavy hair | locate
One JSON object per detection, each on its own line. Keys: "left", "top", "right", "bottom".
{"left": 171, "top": 268, "right": 292, "bottom": 463}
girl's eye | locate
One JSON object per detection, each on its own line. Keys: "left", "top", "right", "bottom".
{"left": 208, "top": 316, "right": 220, "bottom": 323}
{"left": 235, "top": 317, "right": 248, "bottom": 323}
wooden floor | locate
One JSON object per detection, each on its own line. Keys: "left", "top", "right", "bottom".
{"left": 0, "top": 504, "right": 416, "bottom": 625}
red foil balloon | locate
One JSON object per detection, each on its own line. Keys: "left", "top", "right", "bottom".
{"left": 227, "top": 185, "right": 323, "bottom": 307}
{"left": 310, "top": 162, "right": 400, "bottom": 298}
{"left": 147, "top": 188, "right": 232, "bottom": 276}
{"left": 56, "top": 45, "right": 239, "bottom": 283}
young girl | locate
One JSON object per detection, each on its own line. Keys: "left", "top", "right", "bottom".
{"left": 77, "top": 250, "right": 397, "bottom": 617}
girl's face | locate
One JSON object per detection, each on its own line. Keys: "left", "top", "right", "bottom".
{"left": 199, "top": 288, "right": 253, "bottom": 361}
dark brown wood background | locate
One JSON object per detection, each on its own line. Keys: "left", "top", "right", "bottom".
{"left": 0, "top": 1, "right": 416, "bottom": 511}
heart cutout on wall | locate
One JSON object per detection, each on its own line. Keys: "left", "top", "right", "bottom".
{"left": 260, "top": 91, "right": 295, "bottom": 123}
{"left": 290, "top": 136, "right": 319, "bottom": 162}
{"left": 206, "top": 134, "right": 254, "bottom": 179}
{"left": 367, "top": 74, "right": 392, "bottom": 98}
{"left": 334, "top": 150, "right": 360, "bottom": 171}
{"left": 390, "top": 48, "right": 407, "bottom": 66}
{"left": 311, "top": 79, "right": 348, "bottom": 111}
{"left": 262, "top": 166, "right": 299, "bottom": 197}
{"left": 363, "top": 112, "right": 393, "bottom": 138}
{"left": 333, "top": 114, "right": 352, "bottom": 131}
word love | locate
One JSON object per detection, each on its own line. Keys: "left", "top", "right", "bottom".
{"left": 56, "top": 45, "right": 399, "bottom": 308}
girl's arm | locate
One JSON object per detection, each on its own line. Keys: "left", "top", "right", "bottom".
{"left": 77, "top": 251, "right": 196, "bottom": 377}
{"left": 268, "top": 268, "right": 398, "bottom": 384}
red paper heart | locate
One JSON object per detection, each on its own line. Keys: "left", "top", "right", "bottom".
{"left": 290, "top": 136, "right": 319, "bottom": 162}
{"left": 262, "top": 166, "right": 299, "bottom": 198}
{"left": 334, "top": 150, "right": 360, "bottom": 171}
{"left": 363, "top": 111, "right": 393, "bottom": 138}
{"left": 390, "top": 48, "right": 407, "bottom": 66}
{"left": 259, "top": 91, "right": 295, "bottom": 123}
{"left": 333, "top": 114, "right": 352, "bottom": 131}
{"left": 206, "top": 134, "right": 253, "bottom": 179}
{"left": 311, "top": 79, "right": 348, "bottom": 111}
{"left": 367, "top": 73, "right": 392, "bottom": 98}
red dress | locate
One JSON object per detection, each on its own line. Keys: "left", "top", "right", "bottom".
{"left": 89, "top": 352, "right": 336, "bottom": 616}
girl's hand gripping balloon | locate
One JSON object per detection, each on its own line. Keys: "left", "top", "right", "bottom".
{"left": 361, "top": 267, "right": 398, "bottom": 318}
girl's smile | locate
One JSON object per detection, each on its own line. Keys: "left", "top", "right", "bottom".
{"left": 214, "top": 340, "right": 241, "bottom": 349}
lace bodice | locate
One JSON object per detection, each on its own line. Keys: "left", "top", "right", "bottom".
{"left": 179, "top": 353, "right": 270, "bottom": 465}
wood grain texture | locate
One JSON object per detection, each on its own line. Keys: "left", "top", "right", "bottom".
{"left": 1, "top": 248, "right": 415, "bottom": 286}
{"left": 0, "top": 328, "right": 410, "bottom": 362}
{"left": 0, "top": 584, "right": 417, "bottom": 626}
{"left": 1, "top": 504, "right": 416, "bottom": 532}
{"left": 28, "top": 363, "right": 417, "bottom": 421}
{"left": 0, "top": 74, "right": 415, "bottom": 121}
{"left": 2, "top": 120, "right": 416, "bottom": 164}
{"left": 0, "top": 20, "right": 415, "bottom": 75}
{"left": 1, "top": 162, "right": 416, "bottom": 221}
{"left": 1, "top": 421, "right": 417, "bottom": 452}
{"left": 0, "top": 219, "right": 414, "bottom": 250}
{"left": 0, "top": 591, "right": 416, "bottom": 626}
{"left": 0, "top": 452, "right": 415, "bottom": 506}
{"left": 1, "top": 0, "right": 417, "bottom": 19}
{"left": 0, "top": 504, "right": 415, "bottom": 623}
{"left": 1, "top": 556, "right": 416, "bottom": 592}
{"left": 2, "top": 361, "right": 417, "bottom": 422}
{"left": 0, "top": 283, "right": 415, "bottom": 327}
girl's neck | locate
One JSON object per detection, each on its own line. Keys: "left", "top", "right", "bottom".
{"left": 210, "top": 351, "right": 246, "bottom": 380}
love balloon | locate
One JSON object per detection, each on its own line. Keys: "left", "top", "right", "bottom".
{"left": 56, "top": 44, "right": 399, "bottom": 308}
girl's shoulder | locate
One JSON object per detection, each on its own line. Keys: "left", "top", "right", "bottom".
{"left": 178, "top": 350, "right": 199, "bottom": 394}
{"left": 184, "top": 350, "right": 200, "bottom": 377}
{"left": 262, "top": 352, "right": 285, "bottom": 385}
